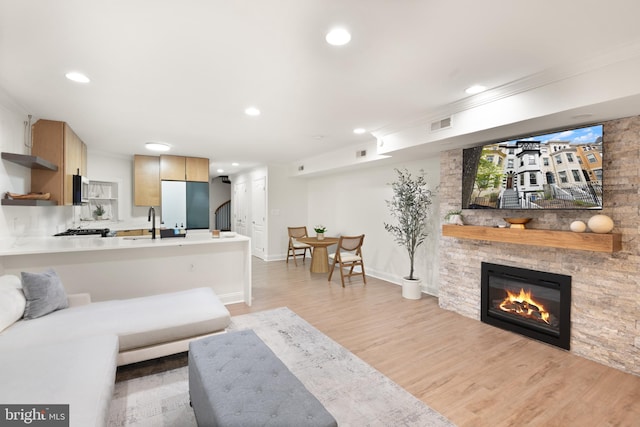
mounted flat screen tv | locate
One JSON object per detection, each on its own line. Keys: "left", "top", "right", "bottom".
{"left": 462, "top": 124, "right": 603, "bottom": 210}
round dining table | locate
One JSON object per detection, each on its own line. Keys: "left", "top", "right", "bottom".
{"left": 296, "top": 236, "right": 339, "bottom": 273}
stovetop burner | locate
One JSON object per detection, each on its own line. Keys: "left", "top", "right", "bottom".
{"left": 54, "top": 228, "right": 110, "bottom": 237}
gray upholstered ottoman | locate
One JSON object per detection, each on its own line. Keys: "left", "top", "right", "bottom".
{"left": 188, "top": 329, "right": 337, "bottom": 427}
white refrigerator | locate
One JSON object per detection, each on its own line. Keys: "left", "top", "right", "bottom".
{"left": 161, "top": 181, "right": 209, "bottom": 229}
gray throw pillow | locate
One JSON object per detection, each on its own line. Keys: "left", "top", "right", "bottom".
{"left": 21, "top": 269, "right": 68, "bottom": 319}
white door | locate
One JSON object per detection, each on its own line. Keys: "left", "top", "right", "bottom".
{"left": 233, "top": 181, "right": 247, "bottom": 236}
{"left": 251, "top": 177, "right": 266, "bottom": 258}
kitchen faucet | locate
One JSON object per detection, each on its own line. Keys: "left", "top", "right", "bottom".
{"left": 148, "top": 206, "right": 156, "bottom": 239}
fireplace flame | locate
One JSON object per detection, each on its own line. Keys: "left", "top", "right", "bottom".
{"left": 499, "top": 288, "right": 550, "bottom": 324}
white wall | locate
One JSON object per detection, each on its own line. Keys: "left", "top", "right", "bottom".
{"left": 232, "top": 158, "right": 442, "bottom": 295}
{"left": 266, "top": 165, "right": 308, "bottom": 260}
{"left": 305, "top": 157, "right": 441, "bottom": 295}
{"left": 210, "top": 177, "right": 231, "bottom": 228}
{"left": 230, "top": 166, "right": 267, "bottom": 248}
{"left": 2, "top": 90, "right": 442, "bottom": 296}
{"left": 74, "top": 149, "right": 149, "bottom": 228}
{"left": 86, "top": 149, "right": 135, "bottom": 223}
{"left": 210, "top": 178, "right": 231, "bottom": 209}
{"left": 0, "top": 93, "right": 73, "bottom": 237}
{"left": 1, "top": 91, "right": 179, "bottom": 236}
{"left": 0, "top": 95, "right": 29, "bottom": 194}
{"left": 0, "top": 90, "right": 148, "bottom": 236}
{"left": 230, "top": 165, "right": 309, "bottom": 261}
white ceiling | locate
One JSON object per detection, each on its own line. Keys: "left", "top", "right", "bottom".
{"left": 2, "top": 1, "right": 640, "bottom": 176}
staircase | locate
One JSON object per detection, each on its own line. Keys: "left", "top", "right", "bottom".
{"left": 214, "top": 200, "right": 231, "bottom": 231}
{"left": 500, "top": 189, "right": 521, "bottom": 208}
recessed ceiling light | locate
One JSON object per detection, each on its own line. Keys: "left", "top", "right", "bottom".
{"left": 465, "top": 85, "right": 487, "bottom": 95}
{"left": 217, "top": 169, "right": 224, "bottom": 173}
{"left": 326, "top": 28, "right": 351, "bottom": 46}
{"left": 245, "top": 107, "right": 261, "bottom": 116}
{"left": 231, "top": 162, "right": 239, "bottom": 166}
{"left": 145, "top": 142, "right": 170, "bottom": 152}
{"left": 65, "top": 71, "right": 90, "bottom": 83}
{"left": 353, "top": 128, "right": 366, "bottom": 134}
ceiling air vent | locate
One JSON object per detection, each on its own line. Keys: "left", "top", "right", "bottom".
{"left": 356, "top": 149, "right": 367, "bottom": 158}
{"left": 430, "top": 116, "right": 452, "bottom": 132}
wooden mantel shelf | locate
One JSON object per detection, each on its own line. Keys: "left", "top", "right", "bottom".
{"left": 442, "top": 224, "right": 622, "bottom": 253}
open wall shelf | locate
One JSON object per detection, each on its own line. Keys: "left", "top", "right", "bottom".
{"left": 1, "top": 152, "right": 58, "bottom": 171}
{"left": 1, "top": 199, "right": 56, "bottom": 206}
{"left": 442, "top": 224, "right": 622, "bottom": 253}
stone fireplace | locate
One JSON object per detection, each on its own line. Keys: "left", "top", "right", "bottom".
{"left": 438, "top": 115, "right": 640, "bottom": 376}
{"left": 481, "top": 262, "right": 571, "bottom": 350}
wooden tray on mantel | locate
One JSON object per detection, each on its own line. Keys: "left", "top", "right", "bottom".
{"left": 442, "top": 224, "right": 622, "bottom": 253}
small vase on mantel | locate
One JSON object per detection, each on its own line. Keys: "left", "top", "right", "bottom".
{"left": 317, "top": 232, "right": 325, "bottom": 241}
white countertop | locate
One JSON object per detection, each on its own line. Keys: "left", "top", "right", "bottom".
{"left": 0, "top": 231, "right": 249, "bottom": 256}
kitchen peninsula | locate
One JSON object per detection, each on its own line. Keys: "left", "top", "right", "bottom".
{"left": 0, "top": 232, "right": 251, "bottom": 305}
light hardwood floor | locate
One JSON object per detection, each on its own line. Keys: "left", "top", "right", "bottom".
{"left": 226, "top": 258, "right": 640, "bottom": 427}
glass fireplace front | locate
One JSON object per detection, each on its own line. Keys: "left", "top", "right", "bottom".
{"left": 481, "top": 262, "right": 571, "bottom": 350}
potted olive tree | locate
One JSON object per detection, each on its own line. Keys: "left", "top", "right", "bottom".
{"left": 384, "top": 168, "right": 434, "bottom": 299}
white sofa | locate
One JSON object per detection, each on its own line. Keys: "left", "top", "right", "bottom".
{"left": 0, "top": 273, "right": 231, "bottom": 427}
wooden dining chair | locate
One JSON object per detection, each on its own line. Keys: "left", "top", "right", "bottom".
{"left": 328, "top": 234, "right": 366, "bottom": 287}
{"left": 286, "top": 226, "right": 312, "bottom": 266}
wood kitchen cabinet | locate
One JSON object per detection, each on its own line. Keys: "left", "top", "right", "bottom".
{"left": 115, "top": 229, "right": 143, "bottom": 237}
{"left": 185, "top": 157, "right": 209, "bottom": 182}
{"left": 134, "top": 155, "right": 160, "bottom": 206}
{"left": 159, "top": 155, "right": 185, "bottom": 181}
{"left": 31, "top": 119, "right": 87, "bottom": 205}
{"left": 115, "top": 228, "right": 159, "bottom": 237}
{"left": 136, "top": 154, "right": 208, "bottom": 206}
{"left": 160, "top": 155, "right": 209, "bottom": 182}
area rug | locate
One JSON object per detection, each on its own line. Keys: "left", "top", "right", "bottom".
{"left": 108, "top": 307, "right": 454, "bottom": 426}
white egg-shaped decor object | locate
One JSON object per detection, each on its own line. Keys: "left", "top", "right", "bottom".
{"left": 570, "top": 220, "right": 587, "bottom": 233}
{"left": 587, "top": 214, "right": 614, "bottom": 234}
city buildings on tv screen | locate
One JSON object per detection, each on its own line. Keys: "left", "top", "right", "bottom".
{"left": 463, "top": 125, "right": 603, "bottom": 210}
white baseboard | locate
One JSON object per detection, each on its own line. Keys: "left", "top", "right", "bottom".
{"left": 364, "top": 268, "right": 402, "bottom": 286}
{"left": 218, "top": 291, "right": 245, "bottom": 305}
{"left": 247, "top": 259, "right": 437, "bottom": 297}
{"left": 365, "top": 268, "right": 438, "bottom": 298}
{"left": 265, "top": 253, "right": 287, "bottom": 262}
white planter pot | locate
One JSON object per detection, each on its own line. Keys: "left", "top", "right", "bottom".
{"left": 447, "top": 214, "right": 464, "bottom": 226}
{"left": 402, "top": 277, "right": 422, "bottom": 300}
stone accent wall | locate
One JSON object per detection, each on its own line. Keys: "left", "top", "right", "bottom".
{"left": 438, "top": 115, "right": 640, "bottom": 376}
